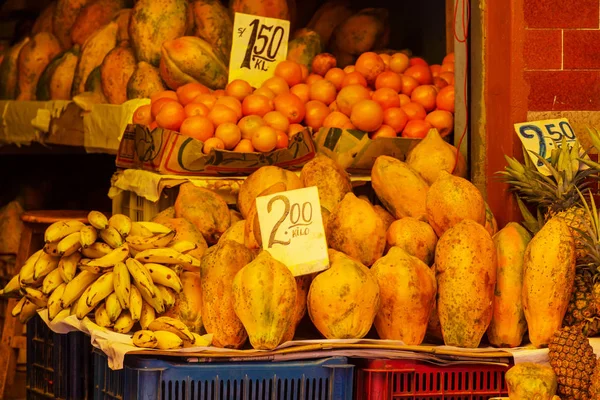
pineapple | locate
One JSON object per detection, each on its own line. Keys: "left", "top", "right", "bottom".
{"left": 590, "top": 359, "right": 600, "bottom": 400}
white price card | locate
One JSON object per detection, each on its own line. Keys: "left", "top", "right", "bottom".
{"left": 256, "top": 186, "right": 329, "bottom": 277}
{"left": 229, "top": 12, "right": 290, "bottom": 88}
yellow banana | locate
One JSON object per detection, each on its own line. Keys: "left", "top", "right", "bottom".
{"left": 57, "top": 232, "right": 82, "bottom": 257}
{"left": 88, "top": 211, "right": 108, "bottom": 230}
{"left": 79, "top": 225, "right": 97, "bottom": 248}
{"left": 94, "top": 302, "right": 112, "bottom": 327}
{"left": 126, "top": 231, "right": 176, "bottom": 251}
{"left": 129, "top": 285, "right": 142, "bottom": 321}
{"left": 105, "top": 292, "right": 122, "bottom": 322}
{"left": 78, "top": 265, "right": 110, "bottom": 274}
{"left": 44, "top": 220, "right": 85, "bottom": 243}
{"left": 19, "top": 250, "right": 43, "bottom": 286}
{"left": 11, "top": 297, "right": 26, "bottom": 317}
{"left": 145, "top": 263, "right": 183, "bottom": 292}
{"left": 148, "top": 316, "right": 194, "bottom": 341}
{"left": 61, "top": 270, "right": 100, "bottom": 308}
{"left": 154, "top": 330, "right": 183, "bottom": 350}
{"left": 81, "top": 242, "right": 113, "bottom": 258}
{"left": 156, "top": 284, "right": 176, "bottom": 309}
{"left": 42, "top": 268, "right": 64, "bottom": 294}
{"left": 86, "top": 244, "right": 130, "bottom": 268}
{"left": 140, "top": 300, "right": 156, "bottom": 330}
{"left": 24, "top": 287, "right": 48, "bottom": 307}
{"left": 135, "top": 281, "right": 165, "bottom": 314}
{"left": 58, "top": 252, "right": 81, "bottom": 283}
{"left": 125, "top": 258, "right": 157, "bottom": 298}
{"left": 43, "top": 241, "right": 60, "bottom": 256}
{"left": 1, "top": 275, "right": 21, "bottom": 297}
{"left": 108, "top": 214, "right": 132, "bottom": 238}
{"left": 53, "top": 309, "right": 70, "bottom": 322}
{"left": 167, "top": 240, "right": 197, "bottom": 253}
{"left": 33, "top": 251, "right": 60, "bottom": 281}
{"left": 135, "top": 248, "right": 201, "bottom": 270}
{"left": 136, "top": 221, "right": 172, "bottom": 234}
{"left": 48, "top": 282, "right": 67, "bottom": 320}
{"left": 192, "top": 333, "right": 213, "bottom": 347}
{"left": 132, "top": 330, "right": 158, "bottom": 348}
{"left": 130, "top": 222, "right": 154, "bottom": 238}
{"left": 113, "top": 310, "right": 134, "bottom": 334}
{"left": 100, "top": 226, "right": 124, "bottom": 248}
{"left": 19, "top": 299, "right": 40, "bottom": 324}
{"left": 76, "top": 285, "right": 95, "bottom": 319}
{"left": 84, "top": 272, "right": 115, "bottom": 308}
{"left": 70, "top": 295, "right": 82, "bottom": 315}
{"left": 113, "top": 262, "right": 131, "bottom": 309}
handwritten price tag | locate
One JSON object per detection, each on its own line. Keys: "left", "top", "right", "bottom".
{"left": 229, "top": 12, "right": 290, "bottom": 88}
{"left": 256, "top": 187, "right": 329, "bottom": 277}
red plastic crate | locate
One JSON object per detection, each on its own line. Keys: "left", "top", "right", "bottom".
{"left": 354, "top": 358, "right": 510, "bottom": 400}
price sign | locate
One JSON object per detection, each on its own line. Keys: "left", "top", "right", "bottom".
{"left": 229, "top": 12, "right": 290, "bottom": 88}
{"left": 256, "top": 186, "right": 329, "bottom": 276}
{"left": 514, "top": 118, "right": 583, "bottom": 175}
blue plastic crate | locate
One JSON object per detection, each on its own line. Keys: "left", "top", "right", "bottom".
{"left": 93, "top": 349, "right": 354, "bottom": 400}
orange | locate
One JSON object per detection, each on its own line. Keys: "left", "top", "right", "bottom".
{"left": 443, "top": 53, "right": 455, "bottom": 65}
{"left": 151, "top": 90, "right": 178, "bottom": 103}
{"left": 436, "top": 85, "right": 455, "bottom": 112}
{"left": 341, "top": 71, "right": 367, "bottom": 88}
{"left": 440, "top": 63, "right": 454, "bottom": 73}
{"left": 151, "top": 97, "right": 177, "bottom": 118}
{"left": 300, "top": 64, "right": 309, "bottom": 82}
{"left": 379, "top": 53, "right": 391, "bottom": 69}
{"left": 372, "top": 87, "right": 401, "bottom": 110}
{"left": 273, "top": 93, "right": 306, "bottom": 124}
{"left": 202, "top": 137, "right": 225, "bottom": 154}
{"left": 215, "top": 122, "right": 242, "bottom": 149}
{"left": 238, "top": 115, "right": 266, "bottom": 140}
{"left": 304, "top": 100, "right": 330, "bottom": 131}
{"left": 398, "top": 93, "right": 411, "bottom": 106}
{"left": 402, "top": 120, "right": 432, "bottom": 139}
{"left": 336, "top": 84, "right": 371, "bottom": 116}
{"left": 411, "top": 85, "right": 438, "bottom": 112}
{"left": 155, "top": 101, "right": 186, "bottom": 131}
{"left": 371, "top": 124, "right": 397, "bottom": 139}
{"left": 262, "top": 76, "right": 289, "bottom": 95}
{"left": 215, "top": 96, "right": 243, "bottom": 119}
{"left": 274, "top": 60, "right": 303, "bottom": 87}
{"left": 425, "top": 110, "right": 454, "bottom": 137}
{"left": 242, "top": 94, "right": 274, "bottom": 117}
{"left": 433, "top": 77, "right": 449, "bottom": 90}
{"left": 288, "top": 123, "right": 305, "bottom": 139}
{"left": 400, "top": 75, "right": 419, "bottom": 96}
{"left": 389, "top": 53, "right": 409, "bottom": 74}
{"left": 343, "top": 65, "right": 356, "bottom": 73}
{"left": 305, "top": 74, "right": 323, "bottom": 85}
{"left": 225, "top": 79, "right": 253, "bottom": 101}
{"left": 350, "top": 99, "right": 383, "bottom": 132}
{"left": 311, "top": 53, "right": 337, "bottom": 76}
{"left": 401, "top": 102, "right": 427, "bottom": 121}
{"left": 180, "top": 115, "right": 214, "bottom": 141}
{"left": 324, "top": 68, "right": 345, "bottom": 91}
{"left": 275, "top": 130, "right": 289, "bottom": 149}
{"left": 149, "top": 121, "right": 158, "bottom": 131}
{"left": 290, "top": 83, "right": 310, "bottom": 103}
{"left": 409, "top": 57, "right": 428, "bottom": 67}
{"left": 234, "top": 138, "right": 255, "bottom": 152}
{"left": 184, "top": 102, "right": 210, "bottom": 118}
{"left": 253, "top": 86, "right": 276, "bottom": 100}
{"left": 329, "top": 100, "right": 339, "bottom": 112}
{"left": 383, "top": 107, "right": 409, "bottom": 133}
{"left": 213, "top": 89, "right": 226, "bottom": 98}
{"left": 322, "top": 111, "right": 350, "bottom": 128}
{"left": 429, "top": 64, "right": 441, "bottom": 78}
{"left": 309, "top": 79, "right": 337, "bottom": 105}
{"left": 375, "top": 71, "right": 402, "bottom": 92}
{"left": 176, "top": 83, "right": 210, "bottom": 105}
{"left": 404, "top": 65, "right": 433, "bottom": 85}
{"left": 192, "top": 93, "right": 217, "bottom": 109}
{"left": 208, "top": 104, "right": 239, "bottom": 126}
{"left": 252, "top": 125, "right": 278, "bottom": 152}
{"left": 132, "top": 105, "right": 152, "bottom": 125}
{"left": 355, "top": 52, "right": 385, "bottom": 84}
{"left": 263, "top": 111, "right": 290, "bottom": 132}
{"left": 439, "top": 71, "right": 455, "bottom": 86}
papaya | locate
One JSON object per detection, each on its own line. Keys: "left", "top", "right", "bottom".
{"left": 308, "top": 249, "right": 379, "bottom": 339}
{"left": 151, "top": 207, "right": 176, "bottom": 224}
{"left": 189, "top": 0, "right": 233, "bottom": 63}
{"left": 487, "top": 222, "right": 531, "bottom": 348}
{"left": 484, "top": 201, "right": 498, "bottom": 236}
{"left": 113, "top": 9, "right": 131, "bottom": 43}
{"left": 287, "top": 29, "right": 322, "bottom": 68}
{"left": 71, "top": 0, "right": 126, "bottom": 46}
{"left": 306, "top": 0, "right": 353, "bottom": 46}
{"left": 32, "top": 1, "right": 56, "bottom": 36}
{"left": 374, "top": 205, "right": 395, "bottom": 232}
{"left": 162, "top": 271, "right": 203, "bottom": 333}
{"left": 219, "top": 220, "right": 245, "bottom": 246}
{"left": 36, "top": 46, "right": 80, "bottom": 101}
{"left": 232, "top": 251, "right": 297, "bottom": 350}
{"left": 162, "top": 218, "right": 208, "bottom": 262}
{"left": 229, "top": 209, "right": 243, "bottom": 224}
{"left": 17, "top": 33, "right": 62, "bottom": 100}
{"left": 0, "top": 38, "right": 30, "bottom": 100}
{"left": 281, "top": 275, "right": 312, "bottom": 343}
{"left": 127, "top": 61, "right": 166, "bottom": 99}
{"left": 371, "top": 155, "right": 429, "bottom": 221}
{"left": 371, "top": 247, "right": 436, "bottom": 345}
{"left": 159, "top": 36, "right": 228, "bottom": 90}
{"left": 53, "top": 0, "right": 92, "bottom": 49}
{"left": 386, "top": 217, "right": 437, "bottom": 265}
{"left": 100, "top": 43, "right": 136, "bottom": 104}
{"left": 522, "top": 218, "right": 575, "bottom": 348}
{"left": 300, "top": 154, "right": 352, "bottom": 212}
{"left": 84, "top": 66, "right": 108, "bottom": 103}
{"left": 426, "top": 275, "right": 444, "bottom": 343}
{"left": 229, "top": 0, "right": 291, "bottom": 22}
{"left": 425, "top": 170, "right": 486, "bottom": 237}
{"left": 435, "top": 219, "right": 497, "bottom": 348}
{"left": 129, "top": 0, "right": 188, "bottom": 66}
{"left": 200, "top": 240, "right": 255, "bottom": 348}
{"left": 505, "top": 363, "right": 558, "bottom": 400}
{"left": 72, "top": 21, "right": 118, "bottom": 96}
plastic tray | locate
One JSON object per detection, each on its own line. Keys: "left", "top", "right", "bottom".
{"left": 111, "top": 187, "right": 177, "bottom": 222}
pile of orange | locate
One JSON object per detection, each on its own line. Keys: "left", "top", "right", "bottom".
{"left": 132, "top": 50, "right": 456, "bottom": 154}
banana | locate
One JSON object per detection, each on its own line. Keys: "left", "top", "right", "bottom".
{"left": 19, "top": 250, "right": 43, "bottom": 286}
{"left": 11, "top": 297, "right": 26, "bottom": 317}
{"left": 88, "top": 211, "right": 108, "bottom": 230}
{"left": 109, "top": 214, "right": 132, "bottom": 238}
{"left": 78, "top": 265, "right": 110, "bottom": 274}
{"left": 70, "top": 295, "right": 82, "bottom": 315}
{"left": 53, "top": 309, "right": 70, "bottom": 322}
{"left": 134, "top": 281, "right": 165, "bottom": 314}
{"left": 86, "top": 244, "right": 130, "bottom": 268}
{"left": 154, "top": 330, "right": 183, "bottom": 350}
{"left": 129, "top": 285, "right": 142, "bottom": 321}
{"left": 24, "top": 287, "right": 48, "bottom": 307}
{"left": 167, "top": 240, "right": 197, "bottom": 253}
{"left": 132, "top": 330, "right": 158, "bottom": 348}
{"left": 42, "top": 268, "right": 64, "bottom": 294}
{"left": 192, "top": 333, "right": 213, "bottom": 347}
{"left": 80, "top": 225, "right": 97, "bottom": 248}
{"left": 84, "top": 272, "right": 115, "bottom": 308}
{"left": 135, "top": 248, "right": 201, "bottom": 270}
{"left": 56, "top": 232, "right": 82, "bottom": 257}
{"left": 130, "top": 222, "right": 154, "bottom": 238}
{"left": 81, "top": 242, "right": 113, "bottom": 258}
{"left": 113, "top": 262, "right": 131, "bottom": 309}
{"left": 148, "top": 316, "right": 194, "bottom": 341}
{"left": 48, "top": 282, "right": 67, "bottom": 320}
{"left": 43, "top": 241, "right": 60, "bottom": 256}
{"left": 61, "top": 270, "right": 100, "bottom": 308}
{"left": 126, "top": 231, "right": 176, "bottom": 251}
{"left": 136, "top": 221, "right": 172, "bottom": 234}
{"left": 105, "top": 292, "right": 122, "bottom": 322}
{"left": 139, "top": 301, "right": 156, "bottom": 330}
{"left": 125, "top": 258, "right": 157, "bottom": 298}
{"left": 94, "top": 302, "right": 112, "bottom": 327}
{"left": 99, "top": 226, "right": 123, "bottom": 248}
{"left": 44, "top": 220, "right": 85, "bottom": 243}
{"left": 19, "top": 299, "right": 40, "bottom": 324}
{"left": 76, "top": 285, "right": 95, "bottom": 319}
{"left": 156, "top": 285, "right": 176, "bottom": 308}
{"left": 113, "top": 310, "right": 134, "bottom": 334}
{"left": 58, "top": 252, "right": 81, "bottom": 282}
{"left": 1, "top": 275, "right": 21, "bottom": 297}
{"left": 33, "top": 251, "right": 60, "bottom": 281}
{"left": 145, "top": 263, "right": 183, "bottom": 292}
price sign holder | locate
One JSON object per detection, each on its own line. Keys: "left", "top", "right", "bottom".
{"left": 514, "top": 118, "right": 587, "bottom": 176}
{"left": 229, "top": 12, "right": 290, "bottom": 88}
{"left": 256, "top": 186, "right": 329, "bottom": 277}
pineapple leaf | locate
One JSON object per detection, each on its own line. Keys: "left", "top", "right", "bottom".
{"left": 515, "top": 195, "right": 543, "bottom": 234}
{"left": 586, "top": 127, "right": 600, "bottom": 153}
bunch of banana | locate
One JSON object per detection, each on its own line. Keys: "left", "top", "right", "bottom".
{"left": 131, "top": 316, "right": 213, "bottom": 350}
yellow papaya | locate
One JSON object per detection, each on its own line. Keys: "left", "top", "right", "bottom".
{"left": 32, "top": 2, "right": 56, "bottom": 36}
{"left": 219, "top": 220, "right": 246, "bottom": 246}
{"left": 113, "top": 9, "right": 131, "bottom": 43}
{"left": 505, "top": 363, "right": 558, "bottom": 400}
{"left": 374, "top": 205, "right": 395, "bottom": 233}
{"left": 484, "top": 201, "right": 498, "bottom": 236}
{"left": 162, "top": 218, "right": 208, "bottom": 262}
{"left": 36, "top": 46, "right": 80, "bottom": 101}
{"left": 160, "top": 36, "right": 228, "bottom": 90}
{"left": 229, "top": 0, "right": 290, "bottom": 21}
{"left": 189, "top": 0, "right": 233, "bottom": 63}
{"left": 281, "top": 275, "right": 312, "bottom": 343}
{"left": 287, "top": 29, "right": 322, "bottom": 68}
{"left": 300, "top": 154, "right": 352, "bottom": 212}
{"left": 53, "top": 0, "right": 92, "bottom": 49}
{"left": 386, "top": 217, "right": 437, "bottom": 265}
{"left": 306, "top": 0, "right": 353, "bottom": 46}
{"left": 72, "top": 21, "right": 118, "bottom": 96}
{"left": 71, "top": 0, "right": 126, "bottom": 46}
{"left": 17, "top": 33, "right": 62, "bottom": 100}
{"left": 129, "top": 0, "right": 188, "bottom": 66}
{"left": 127, "top": 61, "right": 166, "bottom": 99}
{"left": 84, "top": 66, "right": 108, "bottom": 103}
{"left": 163, "top": 271, "right": 203, "bottom": 333}
{"left": 100, "top": 42, "right": 136, "bottom": 104}
{"left": 0, "top": 37, "right": 30, "bottom": 100}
